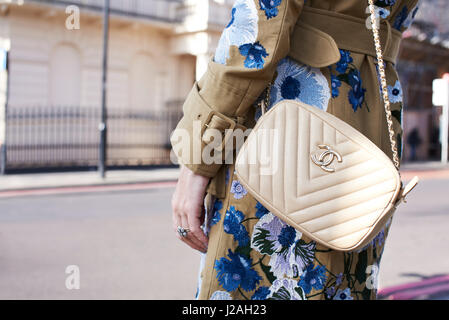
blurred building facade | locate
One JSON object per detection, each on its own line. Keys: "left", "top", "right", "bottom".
{"left": 397, "top": 0, "right": 449, "bottom": 162}
{"left": 0, "top": 0, "right": 235, "bottom": 170}
{"left": 0, "top": 0, "right": 448, "bottom": 171}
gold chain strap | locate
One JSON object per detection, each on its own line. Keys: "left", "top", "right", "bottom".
{"left": 368, "top": 0, "right": 400, "bottom": 169}
{"left": 259, "top": 0, "right": 400, "bottom": 169}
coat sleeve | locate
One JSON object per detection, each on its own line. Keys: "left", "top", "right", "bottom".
{"left": 171, "top": 0, "right": 305, "bottom": 177}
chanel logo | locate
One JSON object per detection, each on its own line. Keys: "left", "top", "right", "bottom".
{"left": 311, "top": 145, "right": 342, "bottom": 173}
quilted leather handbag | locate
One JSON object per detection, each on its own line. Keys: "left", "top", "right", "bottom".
{"left": 235, "top": 0, "right": 419, "bottom": 252}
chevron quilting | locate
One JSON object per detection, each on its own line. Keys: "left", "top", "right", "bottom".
{"left": 235, "top": 100, "right": 401, "bottom": 251}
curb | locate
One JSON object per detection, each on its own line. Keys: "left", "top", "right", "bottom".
{"left": 0, "top": 181, "right": 178, "bottom": 198}
{"left": 0, "top": 179, "right": 178, "bottom": 193}
{"left": 1, "top": 163, "right": 448, "bottom": 192}
{"left": 379, "top": 275, "right": 449, "bottom": 300}
{"left": 0, "top": 169, "right": 180, "bottom": 193}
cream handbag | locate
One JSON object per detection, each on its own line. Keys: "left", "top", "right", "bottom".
{"left": 235, "top": 0, "right": 419, "bottom": 252}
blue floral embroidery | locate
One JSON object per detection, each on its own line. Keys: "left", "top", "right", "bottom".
{"left": 388, "top": 80, "right": 403, "bottom": 104}
{"left": 254, "top": 105, "right": 262, "bottom": 121}
{"left": 372, "top": 229, "right": 385, "bottom": 249}
{"left": 210, "top": 200, "right": 223, "bottom": 227}
{"left": 393, "top": 6, "right": 408, "bottom": 31}
{"left": 347, "top": 69, "right": 367, "bottom": 112}
{"left": 375, "top": 0, "right": 396, "bottom": 6}
{"left": 269, "top": 58, "right": 330, "bottom": 112}
{"left": 280, "top": 76, "right": 301, "bottom": 99}
{"left": 225, "top": 168, "right": 231, "bottom": 185}
{"left": 251, "top": 286, "right": 270, "bottom": 300}
{"left": 226, "top": 7, "right": 237, "bottom": 28}
{"left": 214, "top": 0, "right": 258, "bottom": 65}
{"left": 373, "top": 0, "right": 396, "bottom": 19}
{"left": 393, "top": 2, "right": 420, "bottom": 32}
{"left": 333, "top": 288, "right": 354, "bottom": 300}
{"left": 374, "top": 5, "right": 391, "bottom": 20}
{"left": 326, "top": 286, "right": 336, "bottom": 298}
{"left": 214, "top": 249, "right": 262, "bottom": 292}
{"left": 331, "top": 74, "right": 342, "bottom": 98}
{"left": 223, "top": 206, "right": 250, "bottom": 247}
{"left": 336, "top": 49, "right": 353, "bottom": 74}
{"left": 403, "top": 5, "right": 419, "bottom": 29}
{"left": 268, "top": 278, "right": 306, "bottom": 300}
{"left": 374, "top": 60, "right": 385, "bottom": 97}
{"left": 259, "top": 0, "right": 282, "bottom": 19}
{"left": 210, "top": 290, "right": 232, "bottom": 300}
{"left": 230, "top": 180, "right": 248, "bottom": 199}
{"left": 298, "top": 264, "right": 327, "bottom": 294}
{"left": 329, "top": 50, "right": 367, "bottom": 112}
{"left": 239, "top": 41, "right": 269, "bottom": 69}
{"left": 375, "top": 61, "right": 404, "bottom": 120}
{"left": 255, "top": 202, "right": 269, "bottom": 219}
{"left": 278, "top": 225, "right": 296, "bottom": 248}
{"left": 336, "top": 273, "right": 344, "bottom": 286}
{"left": 251, "top": 213, "right": 316, "bottom": 278}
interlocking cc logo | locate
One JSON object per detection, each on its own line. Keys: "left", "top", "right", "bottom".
{"left": 311, "top": 145, "right": 342, "bottom": 173}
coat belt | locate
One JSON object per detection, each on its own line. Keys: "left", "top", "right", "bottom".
{"left": 289, "top": 6, "right": 403, "bottom": 68}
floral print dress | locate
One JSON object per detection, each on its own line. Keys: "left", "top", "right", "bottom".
{"left": 184, "top": 0, "right": 420, "bottom": 300}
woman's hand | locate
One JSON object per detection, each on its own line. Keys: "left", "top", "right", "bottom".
{"left": 172, "top": 165, "right": 210, "bottom": 253}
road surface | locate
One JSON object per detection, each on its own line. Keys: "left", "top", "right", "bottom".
{"left": 0, "top": 177, "right": 448, "bottom": 299}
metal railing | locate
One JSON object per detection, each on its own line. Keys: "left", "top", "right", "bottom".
{"left": 28, "top": 0, "right": 187, "bottom": 23}
{"left": 2, "top": 105, "right": 183, "bottom": 170}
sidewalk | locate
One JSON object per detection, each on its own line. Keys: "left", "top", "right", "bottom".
{"left": 0, "top": 167, "right": 180, "bottom": 192}
{"left": 0, "top": 161, "right": 448, "bottom": 192}
{"left": 400, "top": 161, "right": 449, "bottom": 172}
{"left": 400, "top": 161, "right": 449, "bottom": 181}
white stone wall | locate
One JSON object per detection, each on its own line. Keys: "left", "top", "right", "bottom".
{"left": 5, "top": 3, "right": 198, "bottom": 110}
{"left": 0, "top": 0, "right": 235, "bottom": 166}
{"left": 3, "top": 0, "right": 238, "bottom": 111}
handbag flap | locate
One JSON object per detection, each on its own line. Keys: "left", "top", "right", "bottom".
{"left": 235, "top": 100, "right": 401, "bottom": 251}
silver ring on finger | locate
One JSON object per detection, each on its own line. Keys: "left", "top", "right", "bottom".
{"left": 177, "top": 226, "right": 190, "bottom": 238}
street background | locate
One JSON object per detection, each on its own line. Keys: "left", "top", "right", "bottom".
{"left": 0, "top": 163, "right": 447, "bottom": 299}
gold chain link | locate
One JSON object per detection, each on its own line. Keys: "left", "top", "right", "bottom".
{"left": 368, "top": 0, "right": 400, "bottom": 169}
{"left": 259, "top": 0, "right": 400, "bottom": 169}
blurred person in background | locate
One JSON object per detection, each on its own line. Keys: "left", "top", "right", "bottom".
{"left": 407, "top": 128, "right": 422, "bottom": 161}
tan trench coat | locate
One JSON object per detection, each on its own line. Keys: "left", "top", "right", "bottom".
{"left": 172, "top": 0, "right": 420, "bottom": 300}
